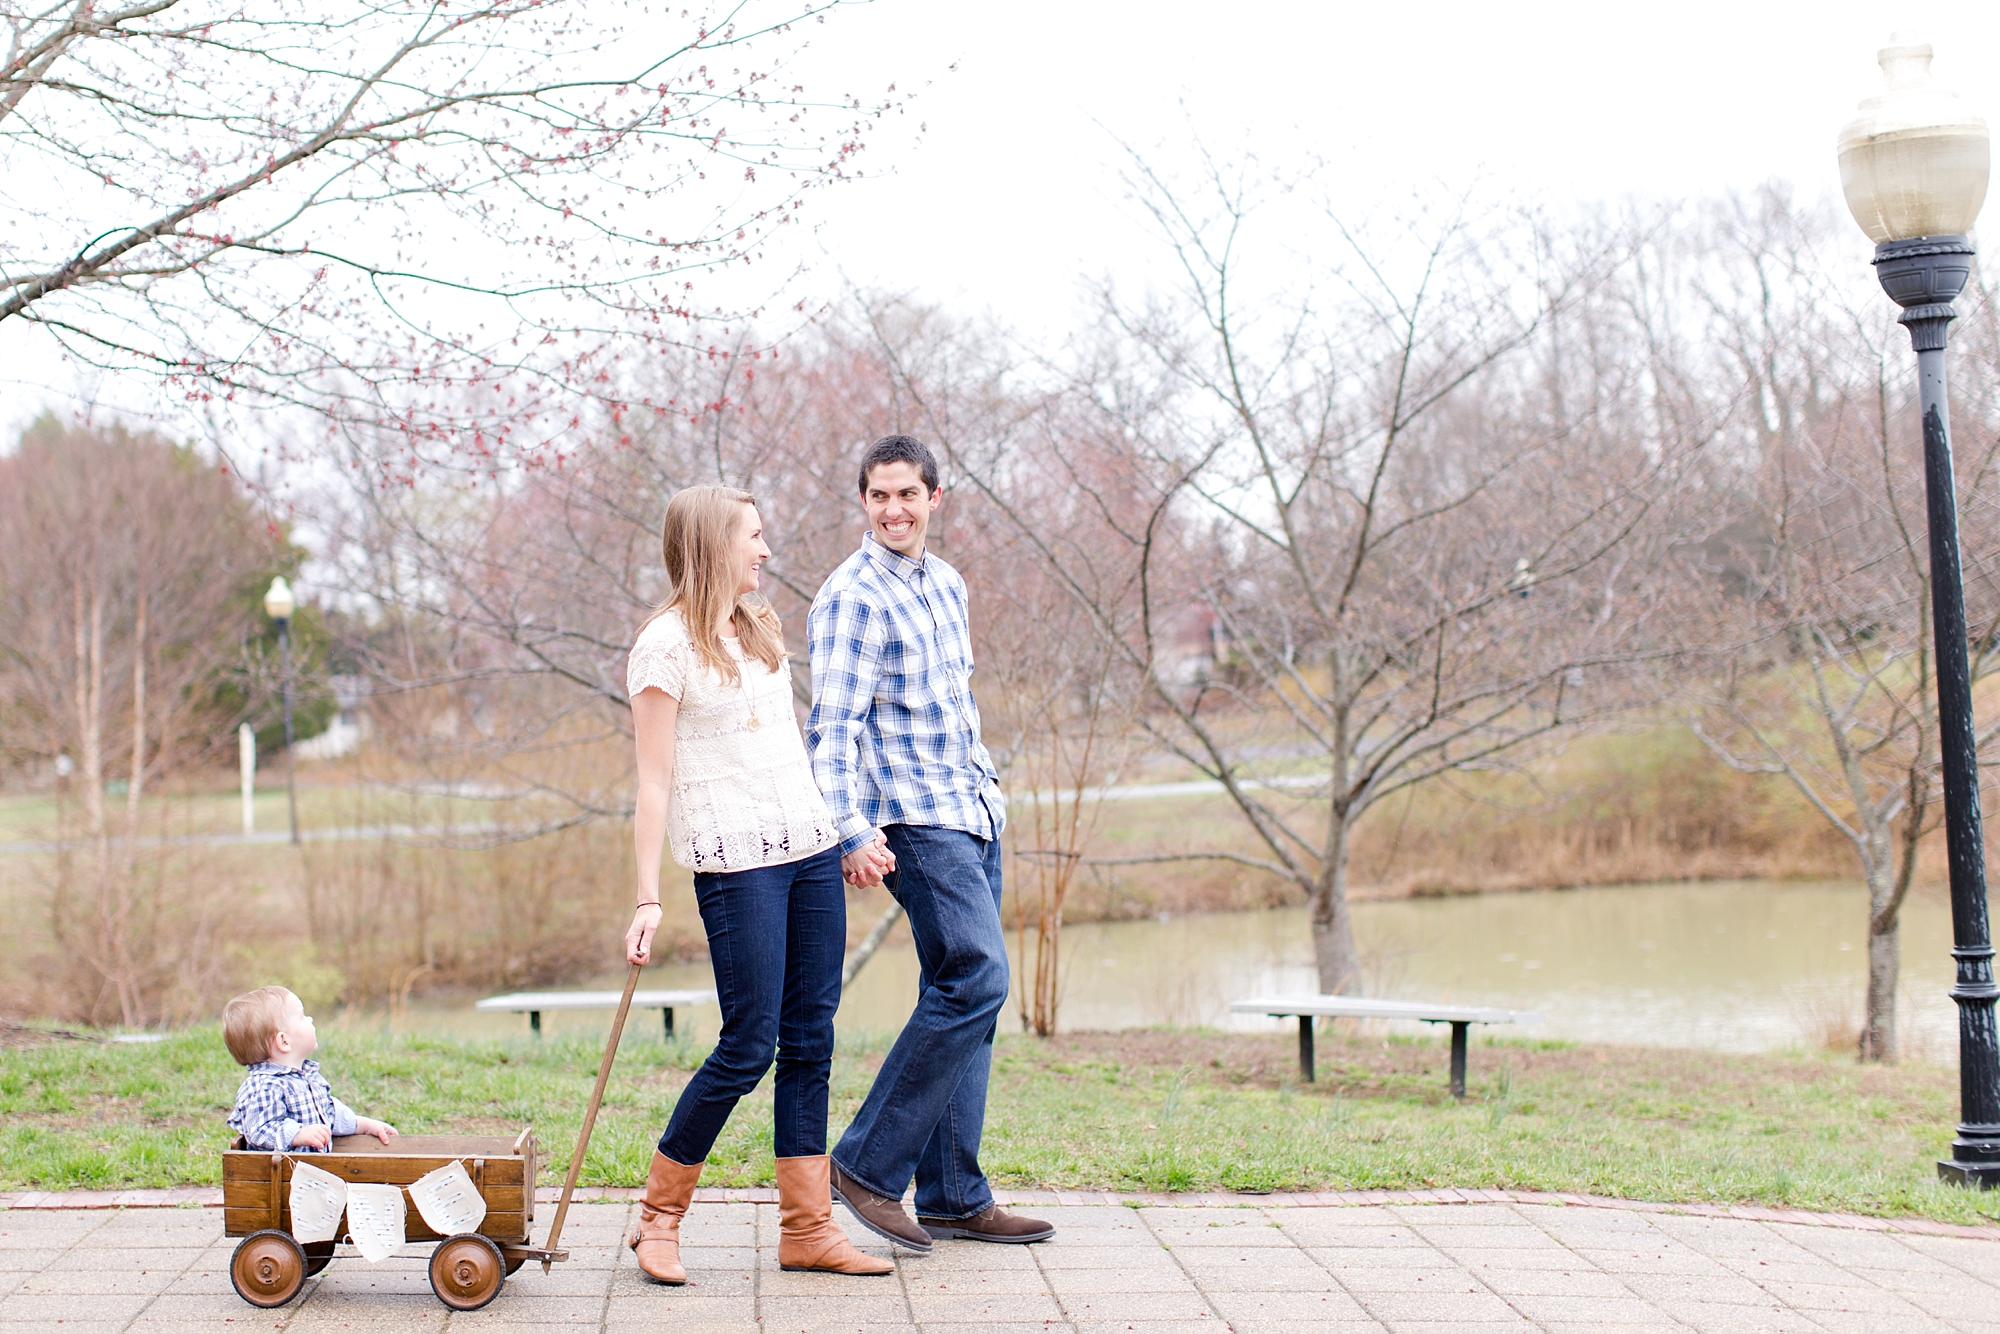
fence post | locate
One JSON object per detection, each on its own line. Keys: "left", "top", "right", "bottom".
{"left": 239, "top": 723, "right": 256, "bottom": 835}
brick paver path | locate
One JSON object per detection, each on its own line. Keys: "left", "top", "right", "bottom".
{"left": 6, "top": 1191, "right": 2000, "bottom": 1332}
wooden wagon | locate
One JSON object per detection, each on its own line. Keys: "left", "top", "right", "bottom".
{"left": 222, "top": 1126, "right": 566, "bottom": 1310}
{"left": 220, "top": 965, "right": 650, "bottom": 1313}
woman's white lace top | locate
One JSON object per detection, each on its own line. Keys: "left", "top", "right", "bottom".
{"left": 626, "top": 608, "right": 838, "bottom": 873}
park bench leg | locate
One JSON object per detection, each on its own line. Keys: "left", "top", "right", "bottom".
{"left": 530, "top": 1011, "right": 541, "bottom": 1038}
{"left": 1298, "top": 1015, "right": 1315, "bottom": 1083}
{"left": 1449, "top": 1022, "right": 1468, "bottom": 1099}
{"left": 664, "top": 1008, "right": 674, "bottom": 1040}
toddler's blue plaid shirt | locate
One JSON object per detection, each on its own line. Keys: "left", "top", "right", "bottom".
{"left": 227, "top": 1060, "right": 357, "bottom": 1152}
{"left": 807, "top": 533, "right": 1006, "bottom": 855}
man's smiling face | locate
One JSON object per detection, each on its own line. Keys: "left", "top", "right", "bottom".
{"left": 863, "top": 459, "right": 941, "bottom": 558}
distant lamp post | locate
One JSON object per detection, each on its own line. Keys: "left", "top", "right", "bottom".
{"left": 1839, "top": 32, "right": 1998, "bottom": 1187}
{"left": 263, "top": 576, "right": 300, "bottom": 846}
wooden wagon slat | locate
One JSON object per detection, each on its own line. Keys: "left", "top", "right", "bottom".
{"left": 223, "top": 1134, "right": 527, "bottom": 1161}
{"left": 222, "top": 1192, "right": 532, "bottom": 1224}
{"left": 224, "top": 1157, "right": 526, "bottom": 1187}
{"left": 223, "top": 1161, "right": 527, "bottom": 1178}
{"left": 224, "top": 1208, "right": 529, "bottom": 1244}
{"left": 223, "top": 1165, "right": 527, "bottom": 1199}
{"left": 225, "top": 1136, "right": 532, "bottom": 1168}
{"left": 328, "top": 1134, "right": 537, "bottom": 1156}
{"left": 221, "top": 1208, "right": 531, "bottom": 1233}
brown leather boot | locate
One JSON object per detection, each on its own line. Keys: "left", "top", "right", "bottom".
{"left": 775, "top": 1155, "right": 895, "bottom": 1275}
{"left": 628, "top": 1152, "right": 703, "bottom": 1284}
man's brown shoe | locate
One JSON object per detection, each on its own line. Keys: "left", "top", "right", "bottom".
{"left": 917, "top": 1205, "right": 1055, "bottom": 1244}
{"left": 828, "top": 1160, "right": 932, "bottom": 1253}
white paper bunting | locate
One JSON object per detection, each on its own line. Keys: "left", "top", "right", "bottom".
{"left": 343, "top": 1182, "right": 407, "bottom": 1262}
{"left": 409, "top": 1160, "right": 487, "bottom": 1236}
{"left": 286, "top": 1160, "right": 348, "bottom": 1244}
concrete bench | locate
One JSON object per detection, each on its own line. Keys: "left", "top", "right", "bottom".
{"left": 476, "top": 989, "right": 716, "bottom": 1040}
{"left": 1229, "top": 996, "right": 1542, "bottom": 1098}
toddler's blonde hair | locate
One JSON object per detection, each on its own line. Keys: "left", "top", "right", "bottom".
{"left": 223, "top": 985, "right": 296, "bottom": 1066}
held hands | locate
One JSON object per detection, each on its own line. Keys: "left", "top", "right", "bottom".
{"left": 356, "top": 1117, "right": 398, "bottom": 1144}
{"left": 841, "top": 836, "right": 896, "bottom": 888}
{"left": 626, "top": 902, "right": 664, "bottom": 965}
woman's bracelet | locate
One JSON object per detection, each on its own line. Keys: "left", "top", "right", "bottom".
{"left": 636, "top": 901, "right": 660, "bottom": 909}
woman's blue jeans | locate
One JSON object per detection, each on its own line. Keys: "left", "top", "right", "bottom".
{"left": 832, "top": 824, "right": 1008, "bottom": 1220}
{"left": 658, "top": 845, "right": 845, "bottom": 1163}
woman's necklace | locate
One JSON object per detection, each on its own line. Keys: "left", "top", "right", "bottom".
{"left": 719, "top": 622, "right": 759, "bottom": 731}
{"left": 737, "top": 643, "right": 761, "bottom": 731}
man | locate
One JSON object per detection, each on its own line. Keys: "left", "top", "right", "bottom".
{"left": 806, "top": 434, "right": 1054, "bottom": 1251}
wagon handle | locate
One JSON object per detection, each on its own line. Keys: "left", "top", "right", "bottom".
{"left": 540, "top": 960, "right": 641, "bottom": 1273}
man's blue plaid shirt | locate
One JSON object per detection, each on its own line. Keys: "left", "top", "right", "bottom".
{"left": 807, "top": 533, "right": 1006, "bottom": 855}
{"left": 227, "top": 1060, "right": 357, "bottom": 1152}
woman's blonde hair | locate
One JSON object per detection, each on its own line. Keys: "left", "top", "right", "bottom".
{"left": 650, "top": 485, "right": 787, "bottom": 685}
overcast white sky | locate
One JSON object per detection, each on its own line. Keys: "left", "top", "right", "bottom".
{"left": 9, "top": 0, "right": 2000, "bottom": 442}
{"left": 782, "top": 0, "right": 2000, "bottom": 340}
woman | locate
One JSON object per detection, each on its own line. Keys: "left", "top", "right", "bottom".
{"left": 622, "top": 485, "right": 894, "bottom": 1284}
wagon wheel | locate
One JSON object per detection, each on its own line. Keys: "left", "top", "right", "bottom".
{"left": 503, "top": 1250, "right": 527, "bottom": 1276}
{"left": 301, "top": 1239, "right": 336, "bottom": 1277}
{"left": 430, "top": 1232, "right": 506, "bottom": 1311}
{"left": 230, "top": 1230, "right": 306, "bottom": 1308}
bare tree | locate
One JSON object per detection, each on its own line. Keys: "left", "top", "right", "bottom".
{"left": 311, "top": 334, "right": 894, "bottom": 838}
{"left": 944, "top": 158, "right": 1700, "bottom": 996}
{"left": 0, "top": 418, "right": 282, "bottom": 1023}
{"left": 1679, "top": 192, "right": 2000, "bottom": 1062}
{"left": 2, "top": 0, "right": 893, "bottom": 448}
{"left": 311, "top": 314, "right": 1088, "bottom": 995}
{"left": 975, "top": 488, "right": 1134, "bottom": 1036}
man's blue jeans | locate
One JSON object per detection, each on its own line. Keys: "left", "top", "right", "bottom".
{"left": 659, "top": 845, "right": 845, "bottom": 1163}
{"left": 833, "top": 824, "right": 1007, "bottom": 1219}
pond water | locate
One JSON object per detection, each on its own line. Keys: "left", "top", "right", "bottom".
{"left": 360, "top": 880, "right": 1966, "bottom": 1058}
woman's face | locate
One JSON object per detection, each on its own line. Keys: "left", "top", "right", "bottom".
{"left": 733, "top": 504, "right": 771, "bottom": 597}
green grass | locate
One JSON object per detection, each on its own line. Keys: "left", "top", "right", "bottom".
{"left": 4, "top": 1023, "right": 1997, "bottom": 1225}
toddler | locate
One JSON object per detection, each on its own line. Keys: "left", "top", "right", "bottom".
{"left": 224, "top": 985, "right": 397, "bottom": 1152}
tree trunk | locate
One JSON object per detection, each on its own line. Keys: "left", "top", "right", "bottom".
{"left": 126, "top": 591, "right": 146, "bottom": 830}
{"left": 1858, "top": 853, "right": 1901, "bottom": 1062}
{"left": 1311, "top": 814, "right": 1361, "bottom": 994}
{"left": 1013, "top": 885, "right": 1031, "bottom": 1033}
{"left": 1860, "top": 786, "right": 1924, "bottom": 1063}
{"left": 116, "top": 590, "right": 149, "bottom": 1030}
{"left": 1861, "top": 911, "right": 1899, "bottom": 1062}
{"left": 73, "top": 578, "right": 104, "bottom": 840}
{"left": 72, "top": 574, "right": 138, "bottom": 1025}
{"left": 1032, "top": 899, "right": 1061, "bottom": 1037}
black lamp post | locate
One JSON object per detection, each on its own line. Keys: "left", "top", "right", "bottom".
{"left": 263, "top": 575, "right": 300, "bottom": 846}
{"left": 1839, "top": 32, "right": 2000, "bottom": 1187}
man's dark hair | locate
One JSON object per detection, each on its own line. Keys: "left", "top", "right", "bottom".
{"left": 858, "top": 434, "right": 940, "bottom": 497}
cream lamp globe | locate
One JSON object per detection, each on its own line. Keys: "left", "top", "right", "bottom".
{"left": 1838, "top": 32, "right": 1989, "bottom": 243}
{"left": 263, "top": 575, "right": 296, "bottom": 622}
